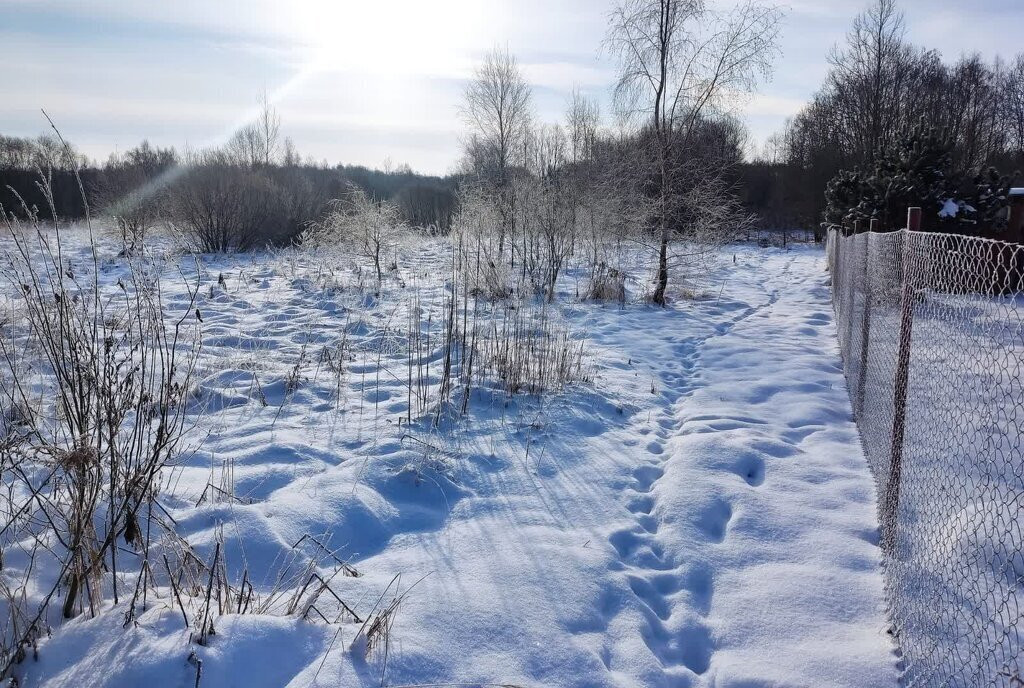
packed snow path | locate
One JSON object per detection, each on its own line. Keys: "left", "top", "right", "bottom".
{"left": 23, "top": 245, "right": 898, "bottom": 687}
{"left": 582, "top": 250, "right": 898, "bottom": 686}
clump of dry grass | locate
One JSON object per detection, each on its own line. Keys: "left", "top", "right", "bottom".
{"left": 0, "top": 123, "right": 204, "bottom": 677}
{"left": 585, "top": 262, "right": 627, "bottom": 303}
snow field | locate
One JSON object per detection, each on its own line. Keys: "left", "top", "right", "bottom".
{"left": 3, "top": 235, "right": 897, "bottom": 687}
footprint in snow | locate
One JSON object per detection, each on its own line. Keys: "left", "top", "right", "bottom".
{"left": 626, "top": 494, "right": 655, "bottom": 515}
{"left": 733, "top": 454, "right": 766, "bottom": 487}
{"left": 697, "top": 497, "right": 733, "bottom": 543}
{"left": 633, "top": 464, "right": 664, "bottom": 492}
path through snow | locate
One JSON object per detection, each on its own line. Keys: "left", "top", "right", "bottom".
{"left": 588, "top": 250, "right": 898, "bottom": 685}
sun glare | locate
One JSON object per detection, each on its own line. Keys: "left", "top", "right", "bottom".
{"left": 294, "top": 0, "right": 485, "bottom": 79}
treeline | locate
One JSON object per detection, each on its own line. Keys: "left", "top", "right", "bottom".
{"left": 0, "top": 112, "right": 459, "bottom": 252}
{"left": 746, "top": 0, "right": 1024, "bottom": 236}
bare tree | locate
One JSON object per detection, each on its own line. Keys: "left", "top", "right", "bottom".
{"left": 460, "top": 46, "right": 533, "bottom": 258}
{"left": 952, "top": 55, "right": 1008, "bottom": 171}
{"left": 563, "top": 92, "right": 638, "bottom": 279}
{"left": 258, "top": 88, "right": 281, "bottom": 166}
{"left": 225, "top": 90, "right": 281, "bottom": 168}
{"left": 0, "top": 135, "right": 35, "bottom": 169}
{"left": 605, "top": 0, "right": 782, "bottom": 304}
{"left": 226, "top": 124, "right": 263, "bottom": 168}
{"left": 827, "top": 0, "right": 907, "bottom": 167}
{"left": 566, "top": 89, "right": 601, "bottom": 166}
{"left": 307, "top": 185, "right": 404, "bottom": 282}
{"left": 527, "top": 123, "right": 569, "bottom": 177}
{"left": 282, "top": 136, "right": 300, "bottom": 167}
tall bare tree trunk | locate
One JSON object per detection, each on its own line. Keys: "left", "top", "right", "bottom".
{"left": 653, "top": 228, "right": 669, "bottom": 305}
{"left": 653, "top": 154, "right": 670, "bottom": 306}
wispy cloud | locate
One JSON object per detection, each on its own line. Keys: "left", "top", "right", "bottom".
{"left": 2, "top": 0, "right": 1023, "bottom": 173}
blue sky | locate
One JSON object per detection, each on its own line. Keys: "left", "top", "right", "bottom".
{"left": 2, "top": 0, "right": 1022, "bottom": 174}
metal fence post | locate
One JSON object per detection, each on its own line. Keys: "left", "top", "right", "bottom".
{"left": 884, "top": 207, "right": 921, "bottom": 552}
{"left": 855, "top": 218, "right": 879, "bottom": 418}
{"left": 844, "top": 226, "right": 858, "bottom": 351}
{"left": 846, "top": 220, "right": 863, "bottom": 361}
{"left": 1008, "top": 189, "right": 1024, "bottom": 244}
{"left": 834, "top": 224, "right": 845, "bottom": 325}
{"left": 1007, "top": 190, "right": 1024, "bottom": 293}
{"left": 836, "top": 223, "right": 845, "bottom": 275}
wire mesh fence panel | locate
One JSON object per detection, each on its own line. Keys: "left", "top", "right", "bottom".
{"left": 828, "top": 228, "right": 1024, "bottom": 687}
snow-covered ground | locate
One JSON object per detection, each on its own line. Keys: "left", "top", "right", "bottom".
{"left": 4, "top": 236, "right": 898, "bottom": 687}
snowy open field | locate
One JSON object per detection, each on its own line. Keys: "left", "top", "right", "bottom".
{"left": 0, "top": 232, "right": 898, "bottom": 687}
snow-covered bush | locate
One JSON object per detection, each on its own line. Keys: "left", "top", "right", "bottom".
{"left": 305, "top": 185, "right": 405, "bottom": 282}
{"left": 450, "top": 186, "right": 513, "bottom": 300}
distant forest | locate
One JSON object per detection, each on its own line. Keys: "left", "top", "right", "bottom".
{"left": 0, "top": 132, "right": 459, "bottom": 238}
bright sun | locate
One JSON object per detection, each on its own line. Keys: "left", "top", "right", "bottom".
{"left": 292, "top": 0, "right": 486, "bottom": 79}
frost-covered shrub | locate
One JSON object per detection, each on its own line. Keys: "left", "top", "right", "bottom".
{"left": 585, "top": 262, "right": 627, "bottom": 303}
{"left": 0, "top": 185, "right": 201, "bottom": 676}
{"left": 304, "top": 184, "right": 405, "bottom": 282}
{"left": 450, "top": 187, "right": 513, "bottom": 300}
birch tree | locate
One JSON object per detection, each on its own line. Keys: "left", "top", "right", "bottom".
{"left": 605, "top": 0, "right": 781, "bottom": 304}
{"left": 460, "top": 46, "right": 533, "bottom": 259}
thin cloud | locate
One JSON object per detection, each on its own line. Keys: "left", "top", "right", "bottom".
{"left": 3, "top": 0, "right": 1023, "bottom": 174}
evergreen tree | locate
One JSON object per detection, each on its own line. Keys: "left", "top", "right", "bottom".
{"left": 877, "top": 119, "right": 960, "bottom": 230}
{"left": 824, "top": 170, "right": 871, "bottom": 232}
{"left": 967, "top": 167, "right": 1017, "bottom": 234}
{"left": 824, "top": 119, "right": 985, "bottom": 232}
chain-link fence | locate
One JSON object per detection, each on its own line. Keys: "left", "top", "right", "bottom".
{"left": 827, "top": 226, "right": 1024, "bottom": 686}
